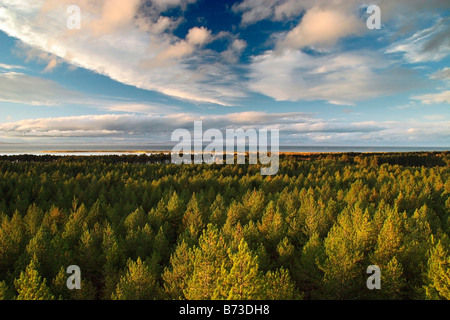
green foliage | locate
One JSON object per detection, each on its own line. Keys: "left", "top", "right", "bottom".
{"left": 213, "top": 240, "right": 265, "bottom": 300}
{"left": 112, "top": 257, "right": 160, "bottom": 300}
{"left": 162, "top": 241, "right": 194, "bottom": 300}
{"left": 424, "top": 236, "right": 450, "bottom": 300}
{"left": 14, "top": 258, "right": 55, "bottom": 300}
{"left": 0, "top": 281, "right": 12, "bottom": 300}
{"left": 0, "top": 152, "right": 448, "bottom": 300}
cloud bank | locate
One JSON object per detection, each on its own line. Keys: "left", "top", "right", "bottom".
{"left": 1, "top": 112, "right": 448, "bottom": 146}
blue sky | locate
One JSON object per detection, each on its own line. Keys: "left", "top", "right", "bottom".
{"left": 0, "top": 0, "right": 449, "bottom": 147}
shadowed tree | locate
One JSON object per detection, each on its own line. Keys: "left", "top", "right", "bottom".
{"left": 162, "top": 241, "right": 194, "bottom": 300}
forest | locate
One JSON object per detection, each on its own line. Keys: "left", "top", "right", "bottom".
{"left": 0, "top": 151, "right": 449, "bottom": 300}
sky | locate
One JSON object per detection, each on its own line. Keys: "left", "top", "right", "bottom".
{"left": 0, "top": 0, "right": 449, "bottom": 148}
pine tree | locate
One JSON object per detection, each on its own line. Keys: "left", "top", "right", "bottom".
{"left": 424, "top": 237, "right": 450, "bottom": 300}
{"left": 166, "top": 191, "right": 184, "bottom": 229}
{"left": 124, "top": 207, "right": 147, "bottom": 231}
{"left": 51, "top": 266, "right": 97, "bottom": 300}
{"left": 112, "top": 257, "right": 160, "bottom": 300}
{"left": 14, "top": 258, "right": 55, "bottom": 300}
{"left": 258, "top": 201, "right": 284, "bottom": 253}
{"left": 102, "top": 223, "right": 124, "bottom": 300}
{"left": 163, "top": 241, "right": 194, "bottom": 300}
{"left": 264, "top": 268, "right": 302, "bottom": 300}
{"left": 213, "top": 240, "right": 264, "bottom": 300}
{"left": 209, "top": 194, "right": 227, "bottom": 227}
{"left": 184, "top": 225, "right": 229, "bottom": 300}
{"left": 182, "top": 193, "right": 205, "bottom": 242}
{"left": 381, "top": 256, "right": 406, "bottom": 300}
{"left": 23, "top": 204, "right": 44, "bottom": 237}
{"left": 0, "top": 211, "right": 27, "bottom": 277}
{"left": 297, "top": 233, "right": 324, "bottom": 299}
{"left": 25, "top": 225, "right": 58, "bottom": 280}
{"left": 320, "top": 204, "right": 375, "bottom": 299}
{"left": 0, "top": 281, "right": 10, "bottom": 300}
{"left": 372, "top": 206, "right": 404, "bottom": 266}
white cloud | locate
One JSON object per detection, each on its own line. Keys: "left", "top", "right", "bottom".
{"left": 221, "top": 39, "right": 247, "bottom": 63}
{"left": 279, "top": 7, "right": 364, "bottom": 50}
{"left": 430, "top": 68, "right": 450, "bottom": 82}
{"left": 0, "top": 112, "right": 311, "bottom": 139}
{"left": 232, "top": 0, "right": 279, "bottom": 25}
{"left": 0, "top": 63, "right": 25, "bottom": 70}
{"left": 0, "top": 71, "right": 83, "bottom": 106}
{"left": 12, "top": 42, "right": 64, "bottom": 73}
{"left": 424, "top": 115, "right": 446, "bottom": 121}
{"left": 150, "top": 0, "right": 197, "bottom": 12}
{"left": 0, "top": 0, "right": 244, "bottom": 106}
{"left": 233, "top": 0, "right": 450, "bottom": 26}
{"left": 248, "top": 49, "right": 418, "bottom": 105}
{"left": 0, "top": 68, "right": 183, "bottom": 114}
{"left": 1, "top": 112, "right": 448, "bottom": 146}
{"left": 105, "top": 103, "right": 180, "bottom": 115}
{"left": 412, "top": 91, "right": 450, "bottom": 105}
{"left": 140, "top": 26, "right": 213, "bottom": 69}
{"left": 386, "top": 17, "right": 450, "bottom": 63}
{"left": 186, "top": 26, "right": 212, "bottom": 46}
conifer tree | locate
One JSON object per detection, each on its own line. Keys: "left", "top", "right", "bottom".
{"left": 258, "top": 201, "right": 284, "bottom": 254}
{"left": 321, "top": 205, "right": 375, "bottom": 299}
{"left": 166, "top": 191, "right": 184, "bottom": 233}
{"left": 297, "top": 233, "right": 324, "bottom": 299}
{"left": 25, "top": 225, "right": 57, "bottom": 280}
{"left": 14, "top": 258, "right": 55, "bottom": 300}
{"left": 184, "top": 225, "right": 229, "bottom": 300}
{"left": 23, "top": 204, "right": 44, "bottom": 237}
{"left": 182, "top": 193, "right": 205, "bottom": 242}
{"left": 381, "top": 256, "right": 406, "bottom": 300}
{"left": 264, "top": 268, "right": 302, "bottom": 300}
{"left": 0, "top": 281, "right": 10, "bottom": 300}
{"left": 213, "top": 240, "right": 264, "bottom": 300}
{"left": 163, "top": 241, "right": 194, "bottom": 300}
{"left": 424, "top": 237, "right": 450, "bottom": 300}
{"left": 0, "top": 211, "right": 27, "bottom": 277}
{"left": 209, "top": 194, "right": 227, "bottom": 227}
{"left": 102, "top": 223, "right": 124, "bottom": 300}
{"left": 372, "top": 206, "right": 404, "bottom": 266}
{"left": 51, "top": 266, "right": 97, "bottom": 300}
{"left": 112, "top": 257, "right": 160, "bottom": 300}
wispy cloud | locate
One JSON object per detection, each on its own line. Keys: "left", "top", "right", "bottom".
{"left": 248, "top": 50, "right": 420, "bottom": 105}
{"left": 0, "top": 70, "right": 83, "bottom": 106}
{"left": 430, "top": 67, "right": 450, "bottom": 82}
{"left": 0, "top": 0, "right": 245, "bottom": 106}
{"left": 0, "top": 68, "right": 183, "bottom": 114}
{"left": 386, "top": 17, "right": 450, "bottom": 63}
{"left": 0, "top": 63, "right": 25, "bottom": 70}
{"left": 412, "top": 91, "right": 450, "bottom": 105}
